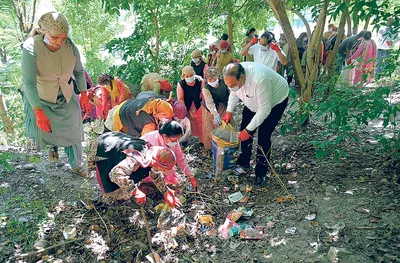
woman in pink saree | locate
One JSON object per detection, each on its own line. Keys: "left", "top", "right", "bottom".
{"left": 350, "top": 31, "right": 377, "bottom": 86}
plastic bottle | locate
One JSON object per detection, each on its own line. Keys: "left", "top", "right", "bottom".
{"left": 227, "top": 224, "right": 242, "bottom": 238}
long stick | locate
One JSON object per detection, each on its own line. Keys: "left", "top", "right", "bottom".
{"left": 12, "top": 236, "right": 87, "bottom": 259}
{"left": 141, "top": 207, "right": 153, "bottom": 251}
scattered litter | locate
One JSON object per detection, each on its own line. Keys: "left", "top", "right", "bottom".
{"left": 265, "top": 221, "right": 276, "bottom": 229}
{"left": 241, "top": 209, "right": 254, "bottom": 219}
{"left": 228, "top": 192, "right": 244, "bottom": 203}
{"left": 344, "top": 190, "right": 354, "bottom": 195}
{"left": 270, "top": 237, "right": 286, "bottom": 247}
{"left": 227, "top": 207, "right": 245, "bottom": 221}
{"left": 276, "top": 195, "right": 295, "bottom": 204}
{"left": 198, "top": 215, "right": 213, "bottom": 232}
{"left": 240, "top": 228, "right": 264, "bottom": 240}
{"left": 305, "top": 214, "right": 316, "bottom": 221}
{"left": 325, "top": 185, "right": 337, "bottom": 195}
{"left": 63, "top": 225, "right": 77, "bottom": 240}
{"left": 249, "top": 173, "right": 256, "bottom": 178}
{"left": 227, "top": 175, "right": 239, "bottom": 182}
{"left": 18, "top": 217, "right": 29, "bottom": 223}
{"left": 238, "top": 196, "right": 249, "bottom": 203}
{"left": 285, "top": 227, "right": 296, "bottom": 235}
{"left": 288, "top": 181, "right": 297, "bottom": 184}
{"left": 354, "top": 208, "right": 370, "bottom": 213}
{"left": 223, "top": 187, "right": 230, "bottom": 192}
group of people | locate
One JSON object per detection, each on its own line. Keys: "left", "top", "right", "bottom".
{"left": 34, "top": 10, "right": 400, "bottom": 207}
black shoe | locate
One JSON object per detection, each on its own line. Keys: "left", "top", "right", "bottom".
{"left": 254, "top": 176, "right": 267, "bottom": 188}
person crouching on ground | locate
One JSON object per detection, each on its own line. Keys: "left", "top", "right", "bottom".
{"left": 87, "top": 131, "right": 180, "bottom": 207}
{"left": 222, "top": 62, "right": 288, "bottom": 187}
{"left": 141, "top": 120, "right": 198, "bottom": 189}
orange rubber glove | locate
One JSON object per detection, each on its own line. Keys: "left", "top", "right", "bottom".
{"left": 222, "top": 112, "right": 232, "bottom": 123}
{"left": 189, "top": 177, "right": 198, "bottom": 189}
{"left": 80, "top": 91, "right": 90, "bottom": 112}
{"left": 238, "top": 129, "right": 251, "bottom": 141}
{"left": 164, "top": 188, "right": 181, "bottom": 208}
{"left": 249, "top": 37, "right": 259, "bottom": 46}
{"left": 33, "top": 108, "right": 52, "bottom": 133}
{"left": 132, "top": 188, "right": 146, "bottom": 205}
{"left": 270, "top": 42, "right": 280, "bottom": 52}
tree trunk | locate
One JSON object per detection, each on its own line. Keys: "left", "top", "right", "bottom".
{"left": 0, "top": 90, "right": 14, "bottom": 134}
{"left": 0, "top": 47, "right": 6, "bottom": 64}
{"left": 265, "top": 0, "right": 305, "bottom": 92}
{"left": 346, "top": 12, "right": 352, "bottom": 36}
{"left": 325, "top": 1, "right": 349, "bottom": 83}
{"left": 304, "top": 0, "right": 328, "bottom": 104}
{"left": 363, "top": 15, "right": 371, "bottom": 30}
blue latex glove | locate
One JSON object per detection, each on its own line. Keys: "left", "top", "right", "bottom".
{"left": 213, "top": 114, "right": 222, "bottom": 125}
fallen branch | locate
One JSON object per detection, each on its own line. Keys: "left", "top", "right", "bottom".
{"left": 92, "top": 202, "right": 110, "bottom": 245}
{"left": 11, "top": 236, "right": 87, "bottom": 260}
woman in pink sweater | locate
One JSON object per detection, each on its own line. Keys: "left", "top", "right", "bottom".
{"left": 350, "top": 31, "right": 377, "bottom": 86}
{"left": 140, "top": 120, "right": 198, "bottom": 189}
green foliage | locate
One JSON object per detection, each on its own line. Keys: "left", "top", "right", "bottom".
{"left": 0, "top": 152, "right": 15, "bottom": 171}
{"left": 54, "top": 0, "right": 122, "bottom": 79}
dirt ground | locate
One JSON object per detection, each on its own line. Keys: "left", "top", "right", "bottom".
{"left": 1, "top": 112, "right": 400, "bottom": 263}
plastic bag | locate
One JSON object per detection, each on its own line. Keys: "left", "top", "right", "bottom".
{"left": 211, "top": 122, "right": 239, "bottom": 176}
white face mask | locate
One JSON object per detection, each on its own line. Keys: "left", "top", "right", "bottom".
{"left": 230, "top": 86, "right": 240, "bottom": 92}
{"left": 210, "top": 50, "right": 216, "bottom": 55}
{"left": 260, "top": 45, "right": 268, "bottom": 51}
{"left": 185, "top": 76, "right": 195, "bottom": 83}
{"left": 166, "top": 141, "right": 178, "bottom": 147}
{"left": 207, "top": 79, "right": 219, "bottom": 88}
{"left": 221, "top": 49, "right": 227, "bottom": 54}
{"left": 192, "top": 58, "right": 200, "bottom": 64}
{"left": 43, "top": 36, "right": 52, "bottom": 46}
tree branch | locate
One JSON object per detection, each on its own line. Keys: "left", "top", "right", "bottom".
{"left": 285, "top": 5, "right": 312, "bottom": 39}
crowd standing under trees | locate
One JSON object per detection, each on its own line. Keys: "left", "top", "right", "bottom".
{"left": 16, "top": 7, "right": 399, "bottom": 206}
{"left": 0, "top": 1, "right": 400, "bottom": 260}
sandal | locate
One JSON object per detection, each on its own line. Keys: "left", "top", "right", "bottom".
{"left": 48, "top": 147, "right": 59, "bottom": 163}
{"left": 71, "top": 166, "right": 87, "bottom": 177}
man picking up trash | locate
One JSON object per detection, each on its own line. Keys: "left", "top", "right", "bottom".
{"left": 222, "top": 62, "right": 288, "bottom": 187}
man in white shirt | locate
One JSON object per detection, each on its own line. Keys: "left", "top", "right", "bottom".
{"left": 375, "top": 19, "right": 400, "bottom": 76}
{"left": 222, "top": 62, "right": 289, "bottom": 187}
{"left": 241, "top": 32, "right": 288, "bottom": 71}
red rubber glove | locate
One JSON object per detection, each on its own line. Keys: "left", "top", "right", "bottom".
{"left": 189, "top": 177, "right": 198, "bottom": 189}
{"left": 132, "top": 188, "right": 146, "bottom": 205}
{"left": 238, "top": 130, "right": 251, "bottom": 141}
{"left": 249, "top": 37, "right": 258, "bottom": 46}
{"left": 164, "top": 188, "right": 181, "bottom": 208}
{"left": 80, "top": 91, "right": 90, "bottom": 112}
{"left": 270, "top": 42, "right": 280, "bottom": 52}
{"left": 33, "top": 108, "right": 52, "bottom": 133}
{"left": 222, "top": 112, "right": 232, "bottom": 123}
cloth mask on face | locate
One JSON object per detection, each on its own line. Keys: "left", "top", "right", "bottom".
{"left": 211, "top": 50, "right": 216, "bottom": 55}
{"left": 192, "top": 58, "right": 200, "bottom": 64}
{"left": 166, "top": 141, "right": 178, "bottom": 147}
{"left": 230, "top": 86, "right": 240, "bottom": 92}
{"left": 260, "top": 45, "right": 269, "bottom": 51}
{"left": 207, "top": 79, "right": 219, "bottom": 88}
{"left": 221, "top": 49, "right": 227, "bottom": 54}
{"left": 185, "top": 76, "right": 195, "bottom": 83}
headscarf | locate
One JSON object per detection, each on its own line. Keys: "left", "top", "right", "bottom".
{"left": 181, "top": 66, "right": 195, "bottom": 79}
{"left": 220, "top": 40, "right": 229, "bottom": 49}
{"left": 158, "top": 79, "right": 172, "bottom": 92}
{"left": 172, "top": 100, "right": 187, "bottom": 120}
{"left": 192, "top": 49, "right": 201, "bottom": 58}
{"left": 147, "top": 146, "right": 176, "bottom": 170}
{"left": 37, "top": 12, "right": 69, "bottom": 35}
{"left": 209, "top": 44, "right": 217, "bottom": 51}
